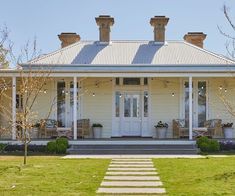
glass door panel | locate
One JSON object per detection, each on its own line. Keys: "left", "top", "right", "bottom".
{"left": 132, "top": 94, "right": 140, "bottom": 118}
{"left": 124, "top": 94, "right": 131, "bottom": 117}
{"left": 57, "top": 81, "right": 66, "bottom": 127}
{"left": 184, "top": 81, "right": 207, "bottom": 128}
{"left": 198, "top": 81, "right": 207, "bottom": 127}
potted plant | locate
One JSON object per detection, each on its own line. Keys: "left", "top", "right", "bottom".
{"left": 154, "top": 121, "right": 168, "bottom": 139}
{"left": 222, "top": 123, "right": 234, "bottom": 139}
{"left": 92, "top": 123, "right": 103, "bottom": 139}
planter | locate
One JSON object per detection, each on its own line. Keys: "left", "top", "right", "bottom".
{"left": 223, "top": 127, "right": 234, "bottom": 139}
{"left": 93, "top": 127, "right": 102, "bottom": 138}
{"left": 156, "top": 127, "right": 168, "bottom": 139}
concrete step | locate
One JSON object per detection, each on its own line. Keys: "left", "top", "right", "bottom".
{"left": 106, "top": 171, "right": 158, "bottom": 175}
{"left": 71, "top": 144, "right": 196, "bottom": 150}
{"left": 68, "top": 143, "right": 198, "bottom": 155}
{"left": 67, "top": 148, "right": 198, "bottom": 155}
{"left": 108, "top": 168, "right": 156, "bottom": 171}
{"left": 109, "top": 164, "right": 154, "bottom": 167}
{"left": 104, "top": 176, "right": 160, "bottom": 181}
{"left": 112, "top": 158, "right": 152, "bottom": 161}
{"left": 111, "top": 161, "right": 152, "bottom": 164}
{"left": 101, "top": 181, "right": 163, "bottom": 187}
{"left": 97, "top": 187, "right": 166, "bottom": 194}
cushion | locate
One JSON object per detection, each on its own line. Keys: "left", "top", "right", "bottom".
{"left": 44, "top": 119, "right": 57, "bottom": 128}
{"left": 175, "top": 119, "right": 185, "bottom": 128}
{"left": 205, "top": 119, "right": 221, "bottom": 128}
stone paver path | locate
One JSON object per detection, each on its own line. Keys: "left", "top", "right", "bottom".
{"left": 97, "top": 158, "right": 166, "bottom": 195}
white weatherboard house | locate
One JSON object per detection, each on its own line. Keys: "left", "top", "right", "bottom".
{"left": 1, "top": 15, "right": 235, "bottom": 144}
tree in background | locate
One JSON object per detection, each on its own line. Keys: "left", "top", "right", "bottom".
{"left": 218, "top": 4, "right": 235, "bottom": 60}
{"left": 0, "top": 26, "right": 10, "bottom": 68}
{"left": 217, "top": 4, "right": 235, "bottom": 120}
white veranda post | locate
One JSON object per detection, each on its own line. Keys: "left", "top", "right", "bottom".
{"left": 12, "top": 76, "right": 16, "bottom": 140}
{"left": 73, "top": 77, "right": 78, "bottom": 140}
{"left": 189, "top": 76, "right": 193, "bottom": 140}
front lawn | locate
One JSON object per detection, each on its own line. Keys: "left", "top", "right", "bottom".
{"left": 154, "top": 157, "right": 235, "bottom": 196}
{"left": 1, "top": 156, "right": 235, "bottom": 195}
{"left": 0, "top": 156, "right": 110, "bottom": 196}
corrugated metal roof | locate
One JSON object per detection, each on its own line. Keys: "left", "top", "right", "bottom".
{"left": 29, "top": 41, "right": 235, "bottom": 65}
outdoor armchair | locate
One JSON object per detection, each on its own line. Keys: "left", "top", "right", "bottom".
{"left": 173, "top": 119, "right": 189, "bottom": 138}
{"left": 204, "top": 119, "right": 223, "bottom": 138}
{"left": 39, "top": 119, "right": 58, "bottom": 138}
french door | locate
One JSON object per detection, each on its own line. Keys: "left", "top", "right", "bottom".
{"left": 57, "top": 80, "right": 79, "bottom": 127}
{"left": 122, "top": 92, "right": 141, "bottom": 136}
{"left": 184, "top": 80, "right": 207, "bottom": 127}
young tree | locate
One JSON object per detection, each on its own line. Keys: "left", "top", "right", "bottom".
{"left": 0, "top": 26, "right": 55, "bottom": 165}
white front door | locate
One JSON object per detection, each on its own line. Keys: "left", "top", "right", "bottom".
{"left": 122, "top": 92, "right": 141, "bottom": 136}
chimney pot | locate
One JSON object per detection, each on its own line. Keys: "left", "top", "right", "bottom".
{"left": 150, "top": 16, "right": 169, "bottom": 43}
{"left": 95, "top": 15, "right": 114, "bottom": 43}
{"left": 58, "top": 33, "right": 80, "bottom": 48}
{"left": 184, "top": 32, "right": 207, "bottom": 48}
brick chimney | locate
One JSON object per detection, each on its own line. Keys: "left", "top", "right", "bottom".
{"left": 95, "top": 15, "right": 114, "bottom": 43}
{"left": 184, "top": 32, "right": 207, "bottom": 48}
{"left": 58, "top": 33, "right": 80, "bottom": 48}
{"left": 150, "top": 16, "right": 169, "bottom": 43}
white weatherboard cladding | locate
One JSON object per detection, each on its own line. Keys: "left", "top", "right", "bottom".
{"left": 29, "top": 41, "right": 234, "bottom": 65}
{"left": 150, "top": 78, "right": 180, "bottom": 138}
{"left": 208, "top": 78, "right": 235, "bottom": 132}
{"left": 31, "top": 81, "right": 56, "bottom": 120}
{"left": 82, "top": 78, "right": 113, "bottom": 138}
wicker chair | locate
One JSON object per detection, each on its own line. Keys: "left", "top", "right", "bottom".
{"left": 204, "top": 119, "right": 223, "bottom": 138}
{"left": 173, "top": 119, "right": 189, "bottom": 138}
{"left": 77, "top": 119, "right": 90, "bottom": 138}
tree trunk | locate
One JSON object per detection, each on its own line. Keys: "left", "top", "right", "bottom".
{"left": 24, "top": 141, "right": 27, "bottom": 165}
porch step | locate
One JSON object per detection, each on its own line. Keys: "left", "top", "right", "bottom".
{"left": 67, "top": 144, "right": 198, "bottom": 155}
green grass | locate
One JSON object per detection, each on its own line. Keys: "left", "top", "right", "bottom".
{"left": 0, "top": 156, "right": 110, "bottom": 196}
{"left": 154, "top": 157, "right": 235, "bottom": 196}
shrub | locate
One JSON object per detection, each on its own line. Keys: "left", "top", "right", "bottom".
{"left": 197, "top": 136, "right": 220, "bottom": 153}
{"left": 197, "top": 136, "right": 209, "bottom": 147}
{"left": 56, "top": 143, "right": 67, "bottom": 154}
{"left": 46, "top": 141, "right": 57, "bottom": 153}
{"left": 56, "top": 138, "right": 69, "bottom": 148}
{"left": 219, "top": 141, "right": 235, "bottom": 151}
{"left": 0, "top": 143, "right": 7, "bottom": 152}
{"left": 4, "top": 144, "right": 46, "bottom": 152}
{"left": 46, "top": 138, "right": 69, "bottom": 154}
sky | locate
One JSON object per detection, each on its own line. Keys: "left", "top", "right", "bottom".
{"left": 0, "top": 0, "right": 234, "bottom": 58}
